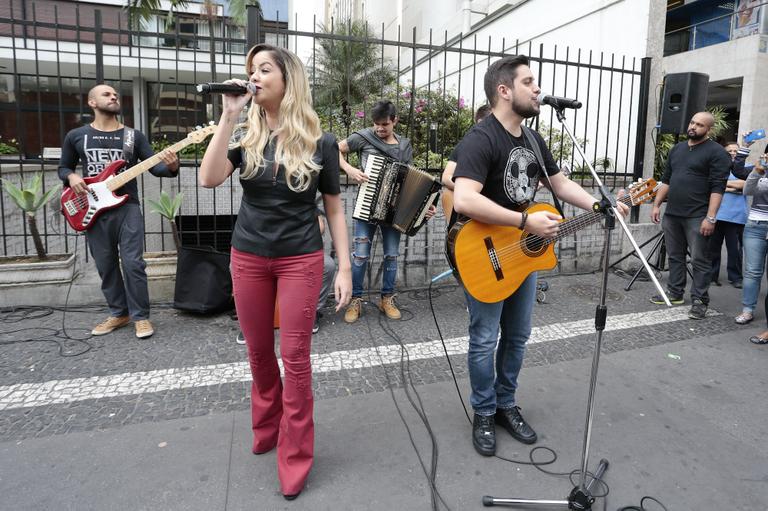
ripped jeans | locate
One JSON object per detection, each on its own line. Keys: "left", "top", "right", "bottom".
{"left": 230, "top": 246, "right": 323, "bottom": 495}
{"left": 351, "top": 219, "right": 401, "bottom": 297}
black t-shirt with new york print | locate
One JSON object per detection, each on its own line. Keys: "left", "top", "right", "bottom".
{"left": 57, "top": 125, "right": 176, "bottom": 204}
{"left": 452, "top": 114, "right": 559, "bottom": 211}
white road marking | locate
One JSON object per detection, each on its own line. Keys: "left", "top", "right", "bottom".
{"left": 0, "top": 307, "right": 715, "bottom": 411}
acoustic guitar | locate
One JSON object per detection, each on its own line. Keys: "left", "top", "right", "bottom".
{"left": 446, "top": 178, "right": 657, "bottom": 303}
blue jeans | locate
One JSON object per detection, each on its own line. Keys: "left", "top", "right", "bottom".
{"left": 741, "top": 220, "right": 768, "bottom": 314}
{"left": 351, "top": 219, "right": 401, "bottom": 297}
{"left": 465, "top": 273, "right": 537, "bottom": 416}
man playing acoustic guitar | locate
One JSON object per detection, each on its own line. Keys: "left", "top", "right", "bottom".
{"left": 451, "top": 56, "right": 628, "bottom": 456}
{"left": 58, "top": 84, "right": 179, "bottom": 339}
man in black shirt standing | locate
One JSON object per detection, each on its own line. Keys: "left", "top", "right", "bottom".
{"left": 58, "top": 84, "right": 179, "bottom": 338}
{"left": 452, "top": 55, "right": 628, "bottom": 457}
{"left": 650, "top": 111, "right": 730, "bottom": 319}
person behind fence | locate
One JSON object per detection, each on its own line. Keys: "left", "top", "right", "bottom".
{"left": 198, "top": 43, "right": 352, "bottom": 500}
{"left": 736, "top": 148, "right": 768, "bottom": 340}
{"left": 650, "top": 112, "right": 730, "bottom": 320}
{"left": 57, "top": 84, "right": 179, "bottom": 340}
{"left": 338, "top": 100, "right": 435, "bottom": 323}
{"left": 707, "top": 141, "right": 749, "bottom": 288}
{"left": 451, "top": 55, "right": 629, "bottom": 457}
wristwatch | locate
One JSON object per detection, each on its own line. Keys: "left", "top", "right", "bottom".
{"left": 706, "top": 215, "right": 717, "bottom": 224}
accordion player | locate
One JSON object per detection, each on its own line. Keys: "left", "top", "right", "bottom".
{"left": 352, "top": 154, "right": 442, "bottom": 236}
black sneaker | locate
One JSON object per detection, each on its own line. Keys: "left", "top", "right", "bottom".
{"left": 495, "top": 406, "right": 537, "bottom": 444}
{"left": 235, "top": 330, "right": 246, "bottom": 345}
{"left": 688, "top": 299, "right": 707, "bottom": 320}
{"left": 472, "top": 414, "right": 496, "bottom": 456}
{"left": 731, "top": 280, "right": 743, "bottom": 289}
{"left": 650, "top": 294, "right": 684, "bottom": 305}
{"left": 312, "top": 311, "right": 321, "bottom": 334}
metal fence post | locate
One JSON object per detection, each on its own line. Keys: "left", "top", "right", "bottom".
{"left": 95, "top": 10, "right": 104, "bottom": 84}
{"left": 247, "top": 4, "right": 262, "bottom": 50}
{"left": 631, "top": 57, "right": 652, "bottom": 223}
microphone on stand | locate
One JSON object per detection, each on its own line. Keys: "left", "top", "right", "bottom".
{"left": 196, "top": 82, "right": 259, "bottom": 95}
{"left": 537, "top": 93, "right": 582, "bottom": 110}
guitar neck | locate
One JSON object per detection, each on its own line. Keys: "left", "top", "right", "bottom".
{"left": 552, "top": 194, "right": 633, "bottom": 241}
{"left": 107, "top": 137, "right": 190, "bottom": 190}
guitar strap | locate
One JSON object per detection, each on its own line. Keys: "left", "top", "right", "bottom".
{"left": 355, "top": 128, "right": 409, "bottom": 163}
{"left": 522, "top": 125, "right": 565, "bottom": 218}
{"left": 122, "top": 127, "right": 135, "bottom": 167}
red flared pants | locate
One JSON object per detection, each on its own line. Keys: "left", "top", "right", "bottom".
{"left": 231, "top": 247, "right": 323, "bottom": 495}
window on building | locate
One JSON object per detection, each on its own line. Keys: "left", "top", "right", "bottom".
{"left": 0, "top": 75, "right": 133, "bottom": 159}
{"left": 146, "top": 82, "right": 212, "bottom": 151}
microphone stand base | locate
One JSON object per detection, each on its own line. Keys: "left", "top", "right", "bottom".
{"left": 481, "top": 458, "right": 609, "bottom": 510}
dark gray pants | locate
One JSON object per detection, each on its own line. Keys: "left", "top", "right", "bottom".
{"left": 87, "top": 203, "right": 150, "bottom": 320}
{"left": 662, "top": 213, "right": 711, "bottom": 304}
{"left": 317, "top": 253, "right": 336, "bottom": 309}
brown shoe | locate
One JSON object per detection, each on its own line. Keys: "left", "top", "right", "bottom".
{"left": 344, "top": 297, "right": 363, "bottom": 323}
{"left": 379, "top": 294, "right": 401, "bottom": 320}
{"left": 91, "top": 316, "right": 130, "bottom": 336}
{"left": 134, "top": 319, "right": 155, "bottom": 339}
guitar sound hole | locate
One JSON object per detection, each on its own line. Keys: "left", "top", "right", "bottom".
{"left": 522, "top": 233, "right": 549, "bottom": 257}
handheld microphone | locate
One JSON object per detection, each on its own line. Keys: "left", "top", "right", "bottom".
{"left": 196, "top": 82, "right": 258, "bottom": 95}
{"left": 537, "top": 93, "right": 582, "bottom": 110}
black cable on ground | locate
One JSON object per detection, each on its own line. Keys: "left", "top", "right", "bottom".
{"left": 427, "top": 273, "right": 671, "bottom": 511}
{"left": 358, "top": 229, "right": 451, "bottom": 511}
{"left": 0, "top": 235, "right": 95, "bottom": 357}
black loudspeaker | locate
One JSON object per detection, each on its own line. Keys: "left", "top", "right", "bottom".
{"left": 173, "top": 246, "right": 234, "bottom": 314}
{"left": 659, "top": 72, "right": 709, "bottom": 134}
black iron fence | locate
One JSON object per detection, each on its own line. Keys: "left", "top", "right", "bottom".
{"left": 0, "top": 1, "right": 650, "bottom": 281}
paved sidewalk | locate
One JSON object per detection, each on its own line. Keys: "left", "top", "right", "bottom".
{"left": 1, "top": 270, "right": 767, "bottom": 510}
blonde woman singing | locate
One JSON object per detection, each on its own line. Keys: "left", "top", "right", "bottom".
{"left": 199, "top": 44, "right": 352, "bottom": 500}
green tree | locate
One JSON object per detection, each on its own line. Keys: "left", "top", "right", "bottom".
{"left": 126, "top": 0, "right": 189, "bottom": 29}
{"left": 227, "top": 0, "right": 261, "bottom": 27}
{"left": 1, "top": 174, "right": 61, "bottom": 260}
{"left": 310, "top": 19, "right": 396, "bottom": 117}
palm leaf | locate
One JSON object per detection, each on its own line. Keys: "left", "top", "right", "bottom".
{"left": 0, "top": 178, "right": 26, "bottom": 210}
{"left": 126, "top": 0, "right": 190, "bottom": 29}
{"left": 33, "top": 185, "right": 62, "bottom": 212}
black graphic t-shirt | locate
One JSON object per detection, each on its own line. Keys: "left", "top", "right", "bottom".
{"left": 57, "top": 125, "right": 176, "bottom": 204}
{"left": 452, "top": 114, "right": 559, "bottom": 210}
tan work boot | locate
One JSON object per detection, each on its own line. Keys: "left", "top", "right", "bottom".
{"left": 379, "top": 294, "right": 401, "bottom": 320}
{"left": 344, "top": 297, "right": 363, "bottom": 323}
{"left": 134, "top": 319, "right": 155, "bottom": 339}
{"left": 91, "top": 316, "right": 130, "bottom": 336}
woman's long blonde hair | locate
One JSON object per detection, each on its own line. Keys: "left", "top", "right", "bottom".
{"left": 237, "top": 44, "right": 322, "bottom": 192}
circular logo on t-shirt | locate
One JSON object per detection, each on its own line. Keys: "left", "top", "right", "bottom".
{"left": 503, "top": 146, "right": 539, "bottom": 204}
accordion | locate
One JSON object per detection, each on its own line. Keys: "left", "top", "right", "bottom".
{"left": 352, "top": 154, "right": 441, "bottom": 236}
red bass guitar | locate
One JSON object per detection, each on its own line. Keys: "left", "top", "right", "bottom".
{"left": 60, "top": 124, "right": 216, "bottom": 231}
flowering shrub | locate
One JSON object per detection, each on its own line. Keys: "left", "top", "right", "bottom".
{"left": 151, "top": 134, "right": 210, "bottom": 159}
{"left": 0, "top": 135, "right": 20, "bottom": 155}
{"left": 318, "top": 84, "right": 474, "bottom": 169}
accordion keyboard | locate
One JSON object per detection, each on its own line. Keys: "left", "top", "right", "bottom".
{"left": 352, "top": 154, "right": 387, "bottom": 222}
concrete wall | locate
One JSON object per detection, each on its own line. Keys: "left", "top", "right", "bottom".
{"left": 663, "top": 33, "right": 768, "bottom": 148}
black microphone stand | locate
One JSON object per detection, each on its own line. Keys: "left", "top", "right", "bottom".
{"left": 482, "top": 107, "right": 670, "bottom": 509}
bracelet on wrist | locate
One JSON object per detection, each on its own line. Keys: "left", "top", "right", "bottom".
{"left": 519, "top": 211, "right": 528, "bottom": 231}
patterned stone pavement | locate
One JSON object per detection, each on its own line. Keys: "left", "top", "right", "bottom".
{"left": 0, "top": 272, "right": 748, "bottom": 442}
